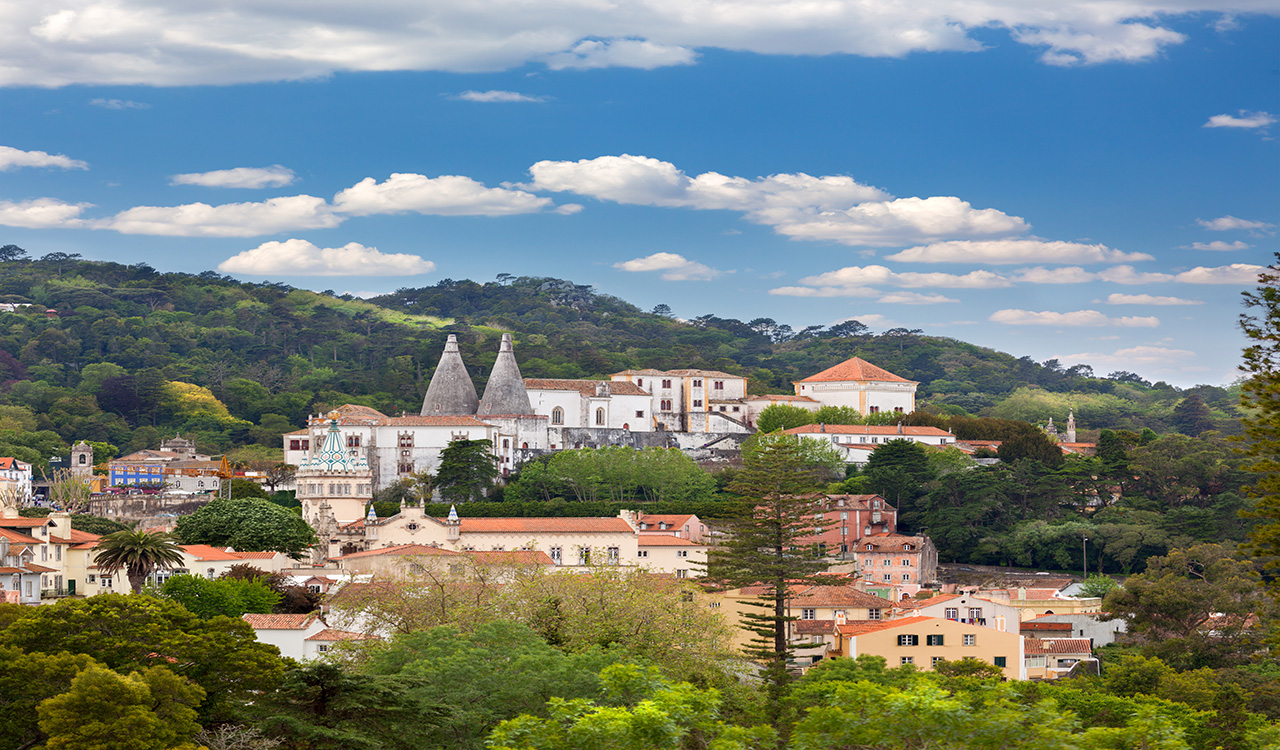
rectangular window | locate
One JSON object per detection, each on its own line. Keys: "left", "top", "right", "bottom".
{"left": 894, "top": 407, "right": 904, "bottom": 413}
{"left": 549, "top": 547, "right": 562, "bottom": 564}
{"left": 969, "top": 608, "right": 983, "bottom": 620}
{"left": 88, "top": 574, "right": 95, "bottom": 583}
{"left": 883, "top": 574, "right": 892, "bottom": 581}
{"left": 883, "top": 559, "right": 891, "bottom": 566}
{"left": 56, "top": 545, "right": 61, "bottom": 561}
{"left": 901, "top": 559, "right": 911, "bottom": 566}
{"left": 676, "top": 550, "right": 688, "bottom": 558}
{"left": 926, "top": 634, "right": 944, "bottom": 646}
{"left": 869, "top": 406, "right": 880, "bottom": 414}
{"left": 993, "top": 656, "right": 1007, "bottom": 668}
{"left": 902, "top": 573, "right": 911, "bottom": 582}
{"left": 636, "top": 410, "right": 644, "bottom": 418}
{"left": 578, "top": 548, "right": 590, "bottom": 566}
{"left": 868, "top": 608, "right": 881, "bottom": 621}
{"left": 801, "top": 608, "right": 816, "bottom": 620}
{"left": 932, "top": 656, "right": 947, "bottom": 667}
{"left": 714, "top": 381, "right": 724, "bottom": 390}
{"left": 660, "top": 399, "right": 672, "bottom": 411}
{"left": 900, "top": 656, "right": 914, "bottom": 665}
{"left": 347, "top": 435, "right": 361, "bottom": 447}
{"left": 637, "top": 550, "right": 648, "bottom": 558}
{"left": 944, "top": 608, "right": 959, "bottom": 619}
{"left": 289, "top": 439, "right": 301, "bottom": 451}
{"left": 607, "top": 547, "right": 619, "bottom": 563}
{"left": 676, "top": 569, "right": 688, "bottom": 579}
{"left": 897, "top": 634, "right": 918, "bottom": 646}
{"left": 693, "top": 400, "right": 702, "bottom": 407}
{"left": 317, "top": 644, "right": 329, "bottom": 653}
{"left": 963, "top": 634, "right": 976, "bottom": 646}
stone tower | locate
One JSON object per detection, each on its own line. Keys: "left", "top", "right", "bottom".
{"left": 421, "top": 334, "right": 479, "bottom": 416}
{"left": 70, "top": 441, "right": 93, "bottom": 478}
{"left": 295, "top": 418, "right": 372, "bottom": 529}
{"left": 478, "top": 333, "right": 533, "bottom": 415}
{"left": 1066, "top": 411, "right": 1077, "bottom": 443}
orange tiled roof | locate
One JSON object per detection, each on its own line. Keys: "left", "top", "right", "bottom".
{"left": 180, "top": 544, "right": 246, "bottom": 561}
{"left": 0, "top": 457, "right": 30, "bottom": 471}
{"left": 241, "top": 613, "right": 318, "bottom": 629}
{"left": 0, "top": 528, "right": 42, "bottom": 544}
{"left": 1025, "top": 638, "right": 1093, "bottom": 655}
{"left": 744, "top": 394, "right": 819, "bottom": 403}
{"left": 466, "top": 549, "right": 556, "bottom": 565}
{"left": 836, "top": 615, "right": 936, "bottom": 636}
{"left": 638, "top": 513, "right": 695, "bottom": 527}
{"left": 335, "top": 543, "right": 457, "bottom": 560}
{"left": 796, "top": 357, "right": 915, "bottom": 385}
{"left": 783, "top": 424, "right": 949, "bottom": 437}
{"left": 793, "top": 584, "right": 889, "bottom": 609}
{"left": 0, "top": 517, "right": 51, "bottom": 528}
{"left": 233, "top": 551, "right": 279, "bottom": 560}
{"left": 638, "top": 536, "right": 704, "bottom": 547}
{"left": 822, "top": 494, "right": 892, "bottom": 511}
{"left": 25, "top": 563, "right": 57, "bottom": 573}
{"left": 524, "top": 378, "right": 649, "bottom": 397}
{"left": 1022, "top": 622, "right": 1073, "bottom": 632}
{"left": 856, "top": 533, "right": 928, "bottom": 553}
{"left": 51, "top": 529, "right": 103, "bottom": 545}
{"left": 794, "top": 619, "right": 835, "bottom": 635}
{"left": 454, "top": 517, "right": 634, "bottom": 534}
{"left": 305, "top": 628, "right": 373, "bottom": 641}
{"left": 339, "top": 518, "right": 366, "bottom": 530}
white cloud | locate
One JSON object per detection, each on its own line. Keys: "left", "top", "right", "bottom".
{"left": 989, "top": 309, "right": 1159, "bottom": 327}
{"left": 886, "top": 239, "right": 1151, "bottom": 264}
{"left": 219, "top": 239, "right": 435, "bottom": 276}
{"left": 104, "top": 195, "right": 340, "bottom": 237}
{"left": 1106, "top": 293, "right": 1203, "bottom": 305}
{"left": 1174, "top": 264, "right": 1265, "bottom": 285}
{"left": 1186, "top": 240, "right": 1250, "bottom": 251}
{"left": 0, "top": 145, "right": 87, "bottom": 171}
{"left": 1204, "top": 110, "right": 1276, "bottom": 129}
{"left": 1197, "top": 215, "right": 1276, "bottom": 232}
{"left": 170, "top": 165, "right": 297, "bottom": 189}
{"left": 843, "top": 314, "right": 888, "bottom": 326}
{"left": 454, "top": 90, "right": 549, "bottom": 103}
{"left": 1061, "top": 345, "right": 1196, "bottom": 366}
{"left": 1096, "top": 265, "right": 1174, "bottom": 284}
{"left": 613, "top": 252, "right": 720, "bottom": 281}
{"left": 334, "top": 173, "right": 560, "bottom": 216}
{"left": 768, "top": 285, "right": 880, "bottom": 298}
{"left": 1009, "top": 266, "right": 1098, "bottom": 284}
{"left": 88, "top": 97, "right": 149, "bottom": 109}
{"left": 5, "top": 1, "right": 1222, "bottom": 87}
{"left": 0, "top": 198, "right": 90, "bottom": 228}
{"left": 528, "top": 154, "right": 1024, "bottom": 246}
{"left": 545, "top": 39, "right": 697, "bottom": 70}
{"left": 796, "top": 264, "right": 1012, "bottom": 289}
{"left": 877, "top": 291, "right": 959, "bottom": 304}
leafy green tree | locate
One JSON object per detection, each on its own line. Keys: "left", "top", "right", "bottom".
{"left": 92, "top": 529, "right": 186, "bottom": 592}
{"left": 1077, "top": 574, "right": 1120, "bottom": 598}
{"left": 175, "top": 496, "right": 317, "bottom": 556}
{"left": 435, "top": 438, "right": 498, "bottom": 502}
{"left": 1171, "top": 394, "right": 1215, "bottom": 436}
{"left": 0, "top": 646, "right": 99, "bottom": 750}
{"left": 161, "top": 573, "right": 281, "bottom": 619}
{"left": 998, "top": 430, "right": 1065, "bottom": 467}
{"left": 0, "top": 594, "right": 285, "bottom": 723}
{"left": 1239, "top": 255, "right": 1280, "bottom": 574}
{"left": 706, "top": 434, "right": 834, "bottom": 722}
{"left": 755, "top": 403, "right": 816, "bottom": 433}
{"left": 227, "top": 477, "right": 270, "bottom": 499}
{"left": 1103, "top": 544, "right": 1278, "bottom": 669}
{"left": 37, "top": 664, "right": 204, "bottom": 750}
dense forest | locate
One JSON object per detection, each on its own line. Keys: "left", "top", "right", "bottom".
{"left": 0, "top": 250, "right": 1239, "bottom": 471}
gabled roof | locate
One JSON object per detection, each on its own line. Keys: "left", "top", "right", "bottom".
{"left": 742, "top": 394, "right": 819, "bottom": 403}
{"left": 792, "top": 584, "right": 890, "bottom": 609}
{"left": 664, "top": 369, "right": 743, "bottom": 379}
{"left": 0, "top": 457, "right": 30, "bottom": 471}
{"left": 796, "top": 357, "right": 915, "bottom": 385}
{"left": 1025, "top": 638, "right": 1093, "bottom": 655}
{"left": 0, "top": 516, "right": 51, "bottom": 528}
{"left": 795, "top": 619, "right": 835, "bottom": 635}
{"left": 306, "top": 628, "right": 374, "bottom": 642}
{"left": 334, "top": 543, "right": 458, "bottom": 560}
{"left": 454, "top": 517, "right": 635, "bottom": 534}
{"left": 233, "top": 551, "right": 281, "bottom": 560}
{"left": 50, "top": 529, "right": 102, "bottom": 545}
{"left": 637, "top": 513, "right": 696, "bottom": 527}
{"left": 856, "top": 533, "right": 928, "bottom": 553}
{"left": 638, "top": 536, "right": 705, "bottom": 547}
{"left": 835, "top": 615, "right": 936, "bottom": 636}
{"left": 0, "top": 528, "right": 41, "bottom": 544}
{"left": 180, "top": 544, "right": 246, "bottom": 561}
{"left": 241, "top": 613, "right": 319, "bottom": 630}
{"left": 524, "top": 378, "right": 649, "bottom": 397}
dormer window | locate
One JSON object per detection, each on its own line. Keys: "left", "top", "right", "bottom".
{"left": 866, "top": 544, "right": 873, "bottom": 551}
{"left": 903, "top": 544, "right": 913, "bottom": 551}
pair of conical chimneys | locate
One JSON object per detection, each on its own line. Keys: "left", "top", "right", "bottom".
{"left": 420, "top": 332, "right": 532, "bottom": 416}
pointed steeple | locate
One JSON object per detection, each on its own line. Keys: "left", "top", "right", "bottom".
{"left": 366, "top": 505, "right": 377, "bottom": 524}
{"left": 1066, "top": 410, "right": 1077, "bottom": 443}
{"left": 447, "top": 504, "right": 459, "bottom": 524}
{"left": 421, "top": 334, "right": 479, "bottom": 416}
{"left": 478, "top": 333, "right": 533, "bottom": 415}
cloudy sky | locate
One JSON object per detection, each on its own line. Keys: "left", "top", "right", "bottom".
{"left": 3, "top": 1, "right": 1277, "bottom": 387}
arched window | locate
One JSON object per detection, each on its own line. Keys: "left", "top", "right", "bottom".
{"left": 78, "top": 454, "right": 87, "bottom": 464}
{"left": 551, "top": 407, "right": 564, "bottom": 425}
{"left": 595, "top": 407, "right": 605, "bottom": 425}
{"left": 521, "top": 442, "right": 528, "bottom": 449}
{"left": 502, "top": 439, "right": 509, "bottom": 449}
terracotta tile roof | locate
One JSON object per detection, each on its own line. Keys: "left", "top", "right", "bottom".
{"left": 180, "top": 544, "right": 246, "bottom": 561}
{"left": 822, "top": 494, "right": 891, "bottom": 511}
{"left": 0, "top": 517, "right": 51, "bottom": 528}
{"left": 339, "top": 518, "right": 366, "bottom": 530}
{"left": 664, "top": 369, "right": 743, "bottom": 379}
{"left": 524, "top": 378, "right": 649, "bottom": 397}
{"left": 1025, "top": 638, "right": 1093, "bottom": 655}
{"left": 112, "top": 449, "right": 178, "bottom": 463}
{"left": 1022, "top": 622, "right": 1073, "bottom": 632}
{"left": 0, "top": 528, "right": 42, "bottom": 544}
{"left": 71, "top": 541, "right": 100, "bottom": 550}
{"left": 335, "top": 543, "right": 458, "bottom": 560}
{"left": 284, "top": 428, "right": 309, "bottom": 436}
{"left": 637, "top": 514, "right": 695, "bottom": 528}
{"left": 796, "top": 357, "right": 915, "bottom": 385}
{"left": 25, "top": 563, "right": 57, "bottom": 573}
{"left": 795, "top": 619, "right": 835, "bottom": 635}
{"left": 638, "top": 536, "right": 704, "bottom": 547}
{"left": 466, "top": 549, "right": 555, "bottom": 565}
{"left": 793, "top": 585, "right": 890, "bottom": 609}
{"left": 0, "top": 567, "right": 31, "bottom": 574}
{"left": 0, "top": 457, "right": 29, "bottom": 470}
{"left": 836, "top": 615, "right": 936, "bottom": 636}
{"left": 856, "top": 533, "right": 928, "bottom": 553}
{"left": 784, "top": 424, "right": 950, "bottom": 437}
{"left": 744, "top": 394, "right": 819, "bottom": 403}
{"left": 384, "top": 415, "right": 494, "bottom": 427}
{"left": 612, "top": 369, "right": 669, "bottom": 377}
{"left": 51, "top": 529, "right": 103, "bottom": 545}
{"left": 241, "top": 613, "right": 318, "bottom": 629}
{"left": 453, "top": 517, "right": 635, "bottom": 534}
{"left": 325, "top": 404, "right": 390, "bottom": 418}
{"left": 305, "top": 628, "right": 373, "bottom": 642}
{"left": 233, "top": 551, "right": 280, "bottom": 560}
{"left": 898, "top": 593, "right": 963, "bottom": 610}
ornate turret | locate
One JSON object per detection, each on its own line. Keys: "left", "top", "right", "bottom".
{"left": 421, "top": 334, "right": 479, "bottom": 416}
{"left": 1066, "top": 410, "right": 1077, "bottom": 443}
{"left": 478, "top": 333, "right": 533, "bottom": 415}
{"left": 446, "top": 504, "right": 461, "bottom": 542}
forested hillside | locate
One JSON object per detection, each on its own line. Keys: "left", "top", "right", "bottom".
{"left": 0, "top": 250, "right": 1240, "bottom": 468}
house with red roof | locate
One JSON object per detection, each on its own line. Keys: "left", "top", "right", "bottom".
{"left": 0, "top": 457, "right": 33, "bottom": 504}
{"left": 825, "top": 615, "right": 1026, "bottom": 680}
{"left": 792, "top": 356, "right": 918, "bottom": 416}
{"left": 241, "top": 612, "right": 373, "bottom": 660}
{"left": 1023, "top": 637, "right": 1095, "bottom": 679}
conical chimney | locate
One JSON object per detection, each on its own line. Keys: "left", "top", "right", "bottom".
{"left": 478, "top": 333, "right": 533, "bottom": 415}
{"left": 421, "top": 334, "right": 479, "bottom": 416}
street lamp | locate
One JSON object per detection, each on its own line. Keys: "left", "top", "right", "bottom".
{"left": 1082, "top": 536, "right": 1089, "bottom": 579}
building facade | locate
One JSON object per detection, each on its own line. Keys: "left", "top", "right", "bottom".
{"left": 793, "top": 356, "right": 918, "bottom": 415}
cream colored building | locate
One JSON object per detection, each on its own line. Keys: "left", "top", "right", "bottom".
{"left": 828, "top": 615, "right": 1026, "bottom": 680}
{"left": 792, "top": 356, "right": 917, "bottom": 416}
{"left": 981, "top": 586, "right": 1103, "bottom": 620}
{"left": 636, "top": 536, "right": 706, "bottom": 578}
{"left": 610, "top": 368, "right": 752, "bottom": 433}
{"left": 331, "top": 543, "right": 554, "bottom": 577}
{"left": 895, "top": 593, "right": 1020, "bottom": 633}
{"left": 1024, "top": 637, "right": 1095, "bottom": 680}
{"left": 710, "top": 583, "right": 893, "bottom": 652}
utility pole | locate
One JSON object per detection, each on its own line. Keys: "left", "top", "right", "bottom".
{"left": 1082, "top": 536, "right": 1089, "bottom": 579}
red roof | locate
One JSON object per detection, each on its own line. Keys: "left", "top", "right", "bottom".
{"left": 1022, "top": 622, "right": 1073, "bottom": 632}
{"left": 638, "top": 536, "right": 704, "bottom": 547}
{"left": 180, "top": 544, "right": 245, "bottom": 561}
{"left": 784, "top": 424, "right": 949, "bottom": 437}
{"left": 835, "top": 615, "right": 936, "bottom": 636}
{"left": 0, "top": 457, "right": 30, "bottom": 471}
{"left": 0, "top": 528, "right": 41, "bottom": 544}
{"left": 335, "top": 544, "right": 458, "bottom": 560}
{"left": 792, "top": 584, "right": 890, "bottom": 609}
{"left": 796, "top": 357, "right": 915, "bottom": 384}
{"left": 233, "top": 551, "right": 280, "bottom": 560}
{"left": 241, "top": 613, "right": 318, "bottom": 629}
{"left": 466, "top": 549, "right": 555, "bottom": 566}
{"left": 795, "top": 619, "right": 835, "bottom": 635}
{"left": 51, "top": 529, "right": 103, "bottom": 545}
{"left": 1025, "top": 638, "right": 1093, "bottom": 655}
{"left": 0, "top": 517, "right": 51, "bottom": 528}
{"left": 305, "top": 628, "right": 374, "bottom": 642}
{"left": 454, "top": 517, "right": 634, "bottom": 534}
{"left": 524, "top": 378, "right": 649, "bottom": 397}
{"left": 856, "top": 533, "right": 928, "bottom": 553}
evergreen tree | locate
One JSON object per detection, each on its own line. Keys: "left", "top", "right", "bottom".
{"left": 435, "top": 438, "right": 498, "bottom": 502}
{"left": 706, "top": 435, "right": 833, "bottom": 723}
{"left": 1171, "top": 393, "right": 1215, "bottom": 436}
{"left": 1240, "top": 254, "right": 1280, "bottom": 572}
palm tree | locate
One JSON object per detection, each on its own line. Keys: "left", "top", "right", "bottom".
{"left": 93, "top": 530, "right": 187, "bottom": 593}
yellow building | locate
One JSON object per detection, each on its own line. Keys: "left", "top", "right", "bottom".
{"left": 828, "top": 615, "right": 1026, "bottom": 680}
{"left": 708, "top": 583, "right": 893, "bottom": 652}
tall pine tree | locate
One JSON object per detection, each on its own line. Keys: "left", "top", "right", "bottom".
{"left": 1240, "top": 255, "right": 1280, "bottom": 575}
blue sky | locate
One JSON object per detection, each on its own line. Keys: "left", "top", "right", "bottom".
{"left": 2, "top": 2, "right": 1277, "bottom": 387}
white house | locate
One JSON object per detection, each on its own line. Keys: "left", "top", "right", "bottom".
{"left": 0, "top": 458, "right": 33, "bottom": 504}
{"left": 793, "top": 356, "right": 918, "bottom": 415}
{"left": 526, "top": 378, "right": 653, "bottom": 433}
{"left": 241, "top": 613, "right": 371, "bottom": 660}
{"left": 610, "top": 368, "right": 752, "bottom": 433}
{"left": 782, "top": 424, "right": 954, "bottom": 465}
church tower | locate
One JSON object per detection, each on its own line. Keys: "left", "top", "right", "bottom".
{"left": 421, "top": 334, "right": 479, "bottom": 416}
{"left": 70, "top": 441, "right": 93, "bottom": 479}
{"left": 1066, "top": 410, "right": 1077, "bottom": 443}
{"left": 296, "top": 418, "right": 372, "bottom": 530}
{"left": 478, "top": 333, "right": 533, "bottom": 416}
